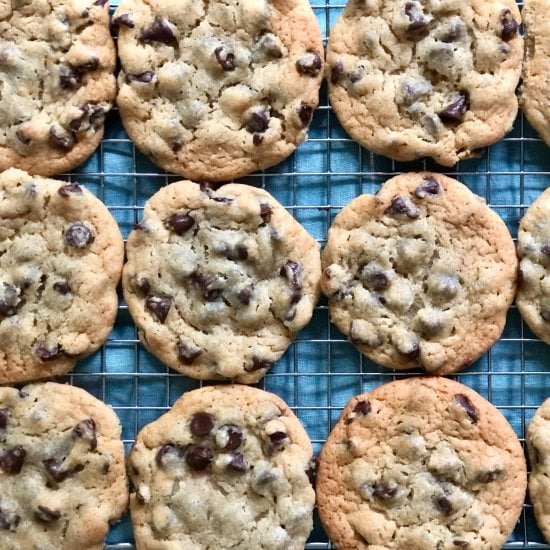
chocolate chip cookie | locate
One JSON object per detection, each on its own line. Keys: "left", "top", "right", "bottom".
{"left": 527, "top": 398, "right": 550, "bottom": 543}
{"left": 321, "top": 172, "right": 517, "bottom": 374}
{"left": 521, "top": 0, "right": 550, "bottom": 147}
{"left": 129, "top": 384, "right": 315, "bottom": 549}
{"left": 0, "top": 0, "right": 116, "bottom": 176}
{"left": 317, "top": 377, "right": 527, "bottom": 549}
{"left": 327, "top": 0, "right": 523, "bottom": 166}
{"left": 123, "top": 180, "right": 321, "bottom": 383}
{"left": 114, "top": 0, "right": 323, "bottom": 181}
{"left": 0, "top": 382, "right": 128, "bottom": 549}
{"left": 0, "top": 168, "right": 124, "bottom": 383}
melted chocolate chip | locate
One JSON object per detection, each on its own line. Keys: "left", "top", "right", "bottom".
{"left": 330, "top": 61, "right": 345, "bottom": 84}
{"left": 364, "top": 270, "right": 389, "bottom": 291}
{"left": 226, "top": 244, "right": 248, "bottom": 262}
{"left": 298, "top": 103, "right": 314, "bottom": 126}
{"left": 15, "top": 129, "right": 31, "bottom": 145}
{"left": 253, "top": 133, "right": 264, "bottom": 146}
{"left": 405, "top": 2, "right": 429, "bottom": 32}
{"left": 58, "top": 182, "right": 83, "bottom": 197}
{"left": 0, "top": 408, "right": 9, "bottom": 429}
{"left": 145, "top": 295, "right": 173, "bottom": 322}
{"left": 221, "top": 425, "right": 243, "bottom": 450}
{"left": 59, "top": 64, "right": 81, "bottom": 89}
{"left": 247, "top": 356, "right": 272, "bottom": 372}
{"left": 192, "top": 273, "right": 223, "bottom": 301}
{"left": 65, "top": 222, "right": 94, "bottom": 248}
{"left": 439, "top": 92, "right": 470, "bottom": 124}
{"left": 396, "top": 336, "right": 420, "bottom": 359}
{"left": 237, "top": 286, "right": 253, "bottom": 305}
{"left": 433, "top": 494, "right": 452, "bottom": 515}
{"left": 415, "top": 177, "right": 440, "bottom": 198}
{"left": 453, "top": 541, "right": 469, "bottom": 548}
{"left": 178, "top": 342, "right": 203, "bottom": 364}
{"left": 156, "top": 444, "right": 186, "bottom": 468}
{"left": 541, "top": 244, "right": 550, "bottom": 256}
{"left": 53, "top": 280, "right": 71, "bottom": 295}
{"left": 214, "top": 46, "right": 236, "bottom": 71}
{"left": 127, "top": 71, "right": 155, "bottom": 84}
{"left": 246, "top": 110, "right": 270, "bottom": 133}
{"left": 43, "top": 459, "right": 82, "bottom": 482}
{"left": 139, "top": 18, "right": 177, "bottom": 46}
{"left": 190, "top": 412, "right": 215, "bottom": 437}
{"left": 499, "top": 9, "right": 518, "bottom": 41}
{"left": 165, "top": 212, "right": 195, "bottom": 235}
{"left": 373, "top": 482, "right": 398, "bottom": 499}
{"left": 289, "top": 289, "right": 302, "bottom": 306}
{"left": 255, "top": 31, "right": 283, "bottom": 59}
{"left": 0, "top": 284, "right": 21, "bottom": 317}
{"left": 0, "top": 446, "right": 26, "bottom": 474}
{"left": 114, "top": 13, "right": 135, "bottom": 28}
{"left": 88, "top": 105, "right": 105, "bottom": 128}
{"left": 296, "top": 51, "right": 322, "bottom": 76}
{"left": 49, "top": 126, "right": 74, "bottom": 151}
{"left": 77, "top": 58, "right": 99, "bottom": 73}
{"left": 307, "top": 456, "right": 319, "bottom": 486}
{"left": 72, "top": 418, "right": 97, "bottom": 450}
{"left": 280, "top": 260, "right": 302, "bottom": 289}
{"left": 136, "top": 277, "right": 151, "bottom": 296}
{"left": 259, "top": 203, "right": 272, "bottom": 222}
{"left": 354, "top": 400, "right": 372, "bottom": 415}
{"left": 264, "top": 431, "right": 288, "bottom": 455}
{"left": 228, "top": 452, "right": 247, "bottom": 471}
{"left": 453, "top": 394, "right": 479, "bottom": 423}
{"left": 35, "top": 342, "right": 62, "bottom": 362}
{"left": 185, "top": 445, "right": 213, "bottom": 471}
{"left": 386, "top": 196, "right": 420, "bottom": 219}
{"left": 94, "top": 0, "right": 108, "bottom": 6}
{"left": 35, "top": 506, "right": 62, "bottom": 522}
{"left": 0, "top": 508, "right": 20, "bottom": 531}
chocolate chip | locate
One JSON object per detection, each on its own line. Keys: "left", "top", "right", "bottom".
{"left": 58, "top": 182, "right": 83, "bottom": 197}
{"left": 65, "top": 222, "right": 94, "bottom": 248}
{"left": 226, "top": 244, "right": 248, "bottom": 262}
{"left": 139, "top": 18, "right": 177, "bottom": 46}
{"left": 135, "top": 277, "right": 151, "bottom": 296}
{"left": 185, "top": 445, "right": 213, "bottom": 471}
{"left": 499, "top": 9, "right": 518, "bottom": 41}
{"left": 72, "top": 418, "right": 97, "bottom": 450}
{"left": 69, "top": 108, "right": 89, "bottom": 132}
{"left": 237, "top": 286, "right": 253, "bottom": 305}
{"left": 53, "top": 281, "right": 71, "bottom": 295}
{"left": 349, "top": 70, "right": 363, "bottom": 84}
{"left": 330, "top": 61, "right": 345, "bottom": 84}
{"left": 289, "top": 289, "right": 302, "bottom": 306}
{"left": 255, "top": 31, "right": 283, "bottom": 59}
{"left": 0, "top": 446, "right": 26, "bottom": 474}
{"left": 364, "top": 270, "right": 389, "bottom": 291}
{"left": 0, "top": 508, "right": 20, "bottom": 531}
{"left": 219, "top": 425, "right": 243, "bottom": 451}
{"left": 280, "top": 260, "right": 302, "bottom": 289}
{"left": 49, "top": 126, "right": 75, "bottom": 150}
{"left": 15, "top": 129, "right": 31, "bottom": 145}
{"left": 190, "top": 412, "right": 215, "bottom": 437}
{"left": 35, "top": 506, "right": 62, "bottom": 522}
{"left": 165, "top": 212, "right": 195, "bottom": 235}
{"left": 253, "top": 133, "right": 264, "bottom": 146}
{"left": 405, "top": 2, "right": 430, "bottom": 32}
{"left": 214, "top": 46, "right": 236, "bottom": 71}
{"left": 264, "top": 431, "right": 288, "bottom": 455}
{"left": 0, "top": 408, "right": 9, "bottom": 430}
{"left": 192, "top": 272, "right": 223, "bottom": 301}
{"left": 228, "top": 453, "right": 247, "bottom": 471}
{"left": 59, "top": 64, "right": 81, "bottom": 89}
{"left": 127, "top": 71, "right": 155, "bottom": 83}
{"left": 386, "top": 196, "right": 420, "bottom": 219}
{"left": 298, "top": 103, "right": 314, "bottom": 126}
{"left": 88, "top": 105, "right": 106, "bottom": 128}
{"left": 439, "top": 92, "right": 469, "bottom": 124}
{"left": 94, "top": 0, "right": 108, "bottom": 6}
{"left": 42, "top": 458, "right": 82, "bottom": 482}
{"left": 246, "top": 110, "right": 270, "bottom": 133}
{"left": 373, "top": 482, "right": 398, "bottom": 500}
{"left": 541, "top": 244, "right": 550, "bottom": 256}
{"left": 453, "top": 394, "right": 479, "bottom": 423}
{"left": 396, "top": 336, "right": 420, "bottom": 359}
{"left": 145, "top": 295, "right": 173, "bottom": 322}
{"left": 246, "top": 356, "right": 272, "bottom": 372}
{"left": 415, "top": 177, "right": 440, "bottom": 198}
{"left": 433, "top": 494, "right": 452, "bottom": 515}
{"left": 296, "top": 51, "right": 322, "bottom": 76}
{"left": 35, "top": 342, "right": 62, "bottom": 362}
{"left": 76, "top": 58, "right": 99, "bottom": 73}
{"left": 453, "top": 541, "right": 469, "bottom": 548}
{"left": 178, "top": 342, "right": 203, "bottom": 364}
{"left": 307, "top": 456, "right": 319, "bottom": 486}
{"left": 354, "top": 400, "right": 372, "bottom": 415}
{"left": 260, "top": 203, "right": 272, "bottom": 222}
{"left": 0, "top": 283, "right": 21, "bottom": 316}
{"left": 114, "top": 13, "right": 135, "bottom": 28}
{"left": 156, "top": 444, "right": 186, "bottom": 468}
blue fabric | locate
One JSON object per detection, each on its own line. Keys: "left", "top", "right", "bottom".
{"left": 61, "top": 1, "right": 550, "bottom": 546}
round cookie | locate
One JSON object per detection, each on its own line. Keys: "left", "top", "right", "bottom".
{"left": 128, "top": 384, "right": 315, "bottom": 549}
{"left": 123, "top": 180, "right": 321, "bottom": 383}
{"left": 0, "top": 168, "right": 124, "bottom": 383}
{"left": 0, "top": 0, "right": 116, "bottom": 176}
{"left": 527, "top": 398, "right": 550, "bottom": 543}
{"left": 516, "top": 187, "right": 550, "bottom": 344}
{"left": 321, "top": 172, "right": 517, "bottom": 374}
{"left": 326, "top": 0, "right": 523, "bottom": 166}
{"left": 317, "top": 377, "right": 527, "bottom": 550}
{"left": 521, "top": 0, "right": 550, "bottom": 147}
{"left": 114, "top": 0, "right": 323, "bottom": 181}
{"left": 0, "top": 382, "right": 128, "bottom": 549}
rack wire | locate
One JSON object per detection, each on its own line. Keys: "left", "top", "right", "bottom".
{"left": 54, "top": 0, "right": 550, "bottom": 547}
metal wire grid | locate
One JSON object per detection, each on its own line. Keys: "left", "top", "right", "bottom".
{"left": 46, "top": 0, "right": 550, "bottom": 547}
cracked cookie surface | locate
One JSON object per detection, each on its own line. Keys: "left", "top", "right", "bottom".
{"left": 129, "top": 384, "right": 315, "bottom": 550}
{"left": 317, "top": 377, "right": 527, "bottom": 550}
{"left": 326, "top": 0, "right": 523, "bottom": 166}
{"left": 321, "top": 172, "right": 517, "bottom": 374}
{"left": 0, "top": 382, "right": 128, "bottom": 550}
{"left": 0, "top": 168, "right": 123, "bottom": 383}
{"left": 114, "top": 0, "right": 323, "bottom": 181}
{"left": 0, "top": 0, "right": 116, "bottom": 176}
{"left": 123, "top": 180, "right": 321, "bottom": 383}
{"left": 517, "top": 188, "right": 550, "bottom": 344}
{"left": 527, "top": 398, "right": 550, "bottom": 543}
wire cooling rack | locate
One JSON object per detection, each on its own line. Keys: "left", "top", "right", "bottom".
{"left": 50, "top": 0, "right": 550, "bottom": 547}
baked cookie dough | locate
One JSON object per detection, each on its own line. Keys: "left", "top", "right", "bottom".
{"left": 114, "top": 0, "right": 323, "bottom": 181}
{"left": 129, "top": 384, "right": 315, "bottom": 549}
{"left": 0, "top": 382, "right": 128, "bottom": 549}
{"left": 527, "top": 398, "right": 550, "bottom": 543}
{"left": 0, "top": 168, "right": 123, "bottom": 383}
{"left": 326, "top": 0, "right": 523, "bottom": 166}
{"left": 123, "top": 180, "right": 321, "bottom": 383}
{"left": 517, "top": 179, "right": 550, "bottom": 344}
{"left": 317, "top": 377, "right": 527, "bottom": 550}
{"left": 521, "top": 0, "right": 550, "bottom": 147}
{"left": 321, "top": 172, "right": 517, "bottom": 373}
{"left": 0, "top": 0, "right": 116, "bottom": 176}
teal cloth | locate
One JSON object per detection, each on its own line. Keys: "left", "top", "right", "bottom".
{"left": 62, "top": 1, "right": 549, "bottom": 546}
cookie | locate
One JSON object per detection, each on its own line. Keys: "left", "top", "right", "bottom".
{"left": 114, "top": 0, "right": 323, "bottom": 181}
{"left": 527, "top": 398, "right": 550, "bottom": 543}
{"left": 521, "top": 0, "right": 550, "bottom": 147}
{"left": 129, "top": 384, "right": 315, "bottom": 549}
{"left": 0, "top": 382, "right": 128, "bottom": 549}
{"left": 0, "top": 0, "right": 116, "bottom": 176}
{"left": 326, "top": 0, "right": 523, "bottom": 166}
{"left": 516, "top": 183, "right": 550, "bottom": 344}
{"left": 0, "top": 168, "right": 124, "bottom": 384}
{"left": 317, "top": 377, "right": 527, "bottom": 550}
{"left": 321, "top": 172, "right": 517, "bottom": 374}
{"left": 123, "top": 180, "right": 321, "bottom": 383}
